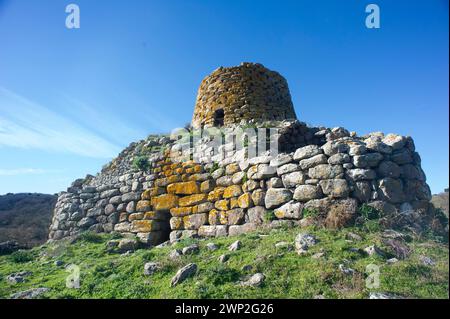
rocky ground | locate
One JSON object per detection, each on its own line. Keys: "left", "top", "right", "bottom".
{"left": 0, "top": 222, "right": 448, "bottom": 299}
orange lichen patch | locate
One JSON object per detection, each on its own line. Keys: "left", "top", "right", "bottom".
{"left": 170, "top": 217, "right": 184, "bottom": 230}
{"left": 215, "top": 199, "right": 229, "bottom": 211}
{"left": 223, "top": 185, "right": 243, "bottom": 199}
{"left": 219, "top": 211, "right": 228, "bottom": 225}
{"left": 208, "top": 187, "right": 225, "bottom": 201}
{"left": 136, "top": 200, "right": 152, "bottom": 212}
{"left": 167, "top": 181, "right": 199, "bottom": 195}
{"left": 225, "top": 163, "right": 240, "bottom": 175}
{"left": 131, "top": 220, "right": 158, "bottom": 233}
{"left": 194, "top": 165, "right": 203, "bottom": 173}
{"left": 208, "top": 209, "right": 220, "bottom": 225}
{"left": 182, "top": 160, "right": 195, "bottom": 168}
{"left": 170, "top": 206, "right": 193, "bottom": 217}
{"left": 238, "top": 193, "right": 253, "bottom": 208}
{"left": 128, "top": 213, "right": 144, "bottom": 221}
{"left": 152, "top": 194, "right": 179, "bottom": 211}
{"left": 167, "top": 175, "right": 182, "bottom": 183}
{"left": 175, "top": 168, "right": 184, "bottom": 174}
{"left": 178, "top": 193, "right": 207, "bottom": 207}
{"left": 153, "top": 167, "right": 162, "bottom": 173}
{"left": 143, "top": 211, "right": 167, "bottom": 220}
{"left": 181, "top": 174, "right": 190, "bottom": 182}
{"left": 230, "top": 197, "right": 239, "bottom": 209}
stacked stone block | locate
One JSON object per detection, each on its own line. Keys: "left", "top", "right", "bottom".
{"left": 192, "top": 62, "right": 297, "bottom": 128}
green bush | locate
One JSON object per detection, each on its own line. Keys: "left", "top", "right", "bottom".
{"left": 132, "top": 156, "right": 150, "bottom": 171}
{"left": 9, "top": 250, "right": 34, "bottom": 263}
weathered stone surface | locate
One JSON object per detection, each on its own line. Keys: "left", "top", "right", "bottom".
{"left": 299, "top": 154, "right": 328, "bottom": 170}
{"left": 220, "top": 208, "right": 245, "bottom": 225}
{"left": 364, "top": 136, "right": 392, "bottom": 154}
{"left": 274, "top": 200, "right": 303, "bottom": 219}
{"left": 293, "top": 145, "right": 322, "bottom": 161}
{"left": 294, "top": 233, "right": 317, "bottom": 254}
{"left": 353, "top": 153, "right": 383, "bottom": 168}
{"left": 270, "top": 153, "right": 293, "bottom": 167}
{"left": 131, "top": 220, "right": 160, "bottom": 233}
{"left": 322, "top": 140, "right": 349, "bottom": 156}
{"left": 293, "top": 185, "right": 323, "bottom": 202}
{"left": 183, "top": 213, "right": 207, "bottom": 230}
{"left": 328, "top": 153, "right": 350, "bottom": 165}
{"left": 229, "top": 223, "right": 257, "bottom": 236}
{"left": 382, "top": 134, "right": 406, "bottom": 150}
{"left": 346, "top": 169, "right": 377, "bottom": 181}
{"left": 400, "top": 164, "right": 425, "bottom": 181}
{"left": 308, "top": 164, "right": 344, "bottom": 180}
{"left": 265, "top": 188, "right": 293, "bottom": 209}
{"left": 229, "top": 240, "right": 242, "bottom": 251}
{"left": 391, "top": 149, "right": 413, "bottom": 164}
{"left": 239, "top": 273, "right": 265, "bottom": 287}
{"left": 171, "top": 263, "right": 197, "bottom": 287}
{"left": 182, "top": 243, "right": 200, "bottom": 255}
{"left": 277, "top": 163, "right": 299, "bottom": 176}
{"left": 136, "top": 200, "right": 152, "bottom": 212}
{"left": 377, "top": 178, "right": 405, "bottom": 203}
{"left": 179, "top": 194, "right": 206, "bottom": 207}
{"left": 223, "top": 185, "right": 243, "bottom": 199}
{"left": 167, "top": 181, "right": 199, "bottom": 195}
{"left": 237, "top": 193, "right": 253, "bottom": 208}
{"left": 200, "top": 180, "right": 215, "bottom": 193}
{"left": 353, "top": 181, "right": 372, "bottom": 202}
{"left": 377, "top": 161, "right": 401, "bottom": 178}
{"left": 117, "top": 238, "right": 139, "bottom": 252}
{"left": 152, "top": 194, "right": 179, "bottom": 211}
{"left": 281, "top": 171, "right": 307, "bottom": 188}
{"left": 247, "top": 206, "right": 267, "bottom": 224}
{"left": 198, "top": 225, "right": 228, "bottom": 237}
{"left": 251, "top": 189, "right": 265, "bottom": 206}
{"left": 319, "top": 179, "right": 349, "bottom": 198}
{"left": 248, "top": 164, "right": 277, "bottom": 179}
{"left": 144, "top": 262, "right": 160, "bottom": 275}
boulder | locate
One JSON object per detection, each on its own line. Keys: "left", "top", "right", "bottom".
{"left": 265, "top": 188, "right": 293, "bottom": 209}
{"left": 170, "top": 263, "right": 197, "bottom": 287}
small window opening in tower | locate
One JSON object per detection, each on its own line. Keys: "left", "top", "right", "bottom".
{"left": 213, "top": 108, "right": 224, "bottom": 127}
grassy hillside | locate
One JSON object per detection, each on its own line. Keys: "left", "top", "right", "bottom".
{"left": 0, "top": 193, "right": 57, "bottom": 247}
{"left": 0, "top": 224, "right": 448, "bottom": 299}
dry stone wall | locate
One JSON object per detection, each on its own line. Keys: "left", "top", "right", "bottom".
{"left": 48, "top": 62, "right": 441, "bottom": 245}
{"left": 192, "top": 63, "right": 297, "bottom": 128}
{"left": 49, "top": 124, "right": 435, "bottom": 245}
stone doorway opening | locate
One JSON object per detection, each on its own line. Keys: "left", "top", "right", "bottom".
{"left": 213, "top": 109, "right": 224, "bottom": 127}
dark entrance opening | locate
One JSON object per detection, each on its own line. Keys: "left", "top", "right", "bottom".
{"left": 213, "top": 109, "right": 224, "bottom": 127}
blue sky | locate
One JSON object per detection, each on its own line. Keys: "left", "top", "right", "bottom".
{"left": 0, "top": 0, "right": 448, "bottom": 195}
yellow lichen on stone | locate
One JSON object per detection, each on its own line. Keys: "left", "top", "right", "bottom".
{"left": 129, "top": 213, "right": 144, "bottom": 221}
{"left": 170, "top": 217, "right": 183, "bottom": 230}
{"left": 200, "top": 180, "right": 215, "bottom": 193}
{"left": 152, "top": 194, "right": 179, "bottom": 211}
{"left": 208, "top": 187, "right": 225, "bottom": 201}
{"left": 167, "top": 175, "right": 182, "bottom": 183}
{"left": 178, "top": 193, "right": 207, "bottom": 207}
{"left": 238, "top": 193, "right": 253, "bottom": 208}
{"left": 215, "top": 199, "right": 229, "bottom": 211}
{"left": 208, "top": 209, "right": 220, "bottom": 225}
{"left": 131, "top": 220, "right": 157, "bottom": 233}
{"left": 167, "top": 181, "right": 199, "bottom": 195}
{"left": 136, "top": 200, "right": 152, "bottom": 212}
{"left": 223, "top": 185, "right": 243, "bottom": 199}
{"left": 170, "top": 206, "right": 193, "bottom": 217}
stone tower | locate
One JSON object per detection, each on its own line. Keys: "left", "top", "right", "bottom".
{"left": 191, "top": 62, "right": 297, "bottom": 128}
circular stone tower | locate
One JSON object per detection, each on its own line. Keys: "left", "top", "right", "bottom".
{"left": 191, "top": 62, "right": 297, "bottom": 128}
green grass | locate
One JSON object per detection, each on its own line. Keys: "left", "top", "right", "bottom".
{"left": 0, "top": 226, "right": 448, "bottom": 299}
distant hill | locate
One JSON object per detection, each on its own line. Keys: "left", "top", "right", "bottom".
{"left": 431, "top": 189, "right": 449, "bottom": 217}
{"left": 0, "top": 193, "right": 57, "bottom": 247}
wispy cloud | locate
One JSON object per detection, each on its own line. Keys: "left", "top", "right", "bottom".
{"left": 0, "top": 87, "right": 122, "bottom": 158}
{"left": 0, "top": 168, "right": 56, "bottom": 176}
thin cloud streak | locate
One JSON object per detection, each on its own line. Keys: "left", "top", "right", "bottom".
{"left": 0, "top": 87, "right": 122, "bottom": 158}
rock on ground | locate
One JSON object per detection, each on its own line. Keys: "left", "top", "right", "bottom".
{"left": 170, "top": 263, "right": 197, "bottom": 287}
